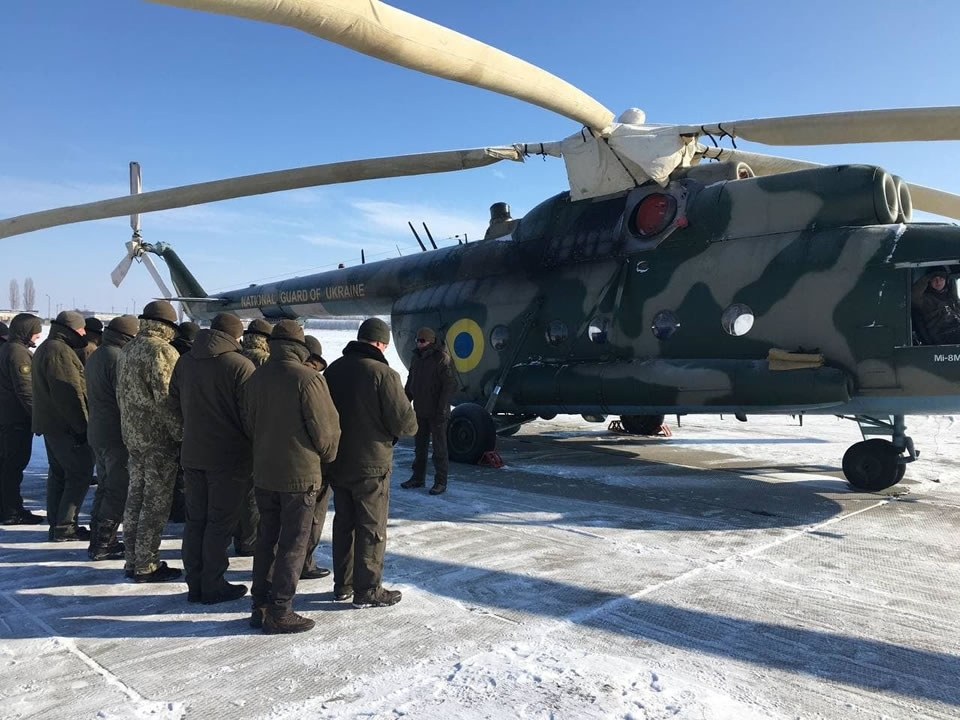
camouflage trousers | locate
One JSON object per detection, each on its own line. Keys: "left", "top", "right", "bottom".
{"left": 124, "top": 446, "right": 179, "bottom": 575}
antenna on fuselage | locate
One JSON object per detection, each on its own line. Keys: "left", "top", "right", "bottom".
{"left": 361, "top": 249, "right": 365, "bottom": 264}
{"left": 407, "top": 221, "right": 427, "bottom": 252}
{"left": 422, "top": 222, "right": 437, "bottom": 249}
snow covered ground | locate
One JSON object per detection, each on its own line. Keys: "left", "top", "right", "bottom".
{"left": 2, "top": 329, "right": 960, "bottom": 718}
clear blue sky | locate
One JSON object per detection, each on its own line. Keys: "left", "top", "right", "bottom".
{"left": 1, "top": 0, "right": 958, "bottom": 314}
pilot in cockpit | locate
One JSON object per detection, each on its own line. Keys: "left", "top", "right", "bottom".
{"left": 912, "top": 267, "right": 960, "bottom": 345}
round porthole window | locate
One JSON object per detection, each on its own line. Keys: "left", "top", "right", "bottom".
{"left": 651, "top": 310, "right": 680, "bottom": 340}
{"left": 588, "top": 317, "right": 610, "bottom": 344}
{"left": 490, "top": 325, "right": 510, "bottom": 351}
{"left": 545, "top": 320, "right": 568, "bottom": 346}
{"left": 721, "top": 303, "right": 755, "bottom": 337}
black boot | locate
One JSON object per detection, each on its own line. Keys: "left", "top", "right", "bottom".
{"left": 263, "top": 609, "right": 315, "bottom": 634}
{"left": 401, "top": 476, "right": 425, "bottom": 489}
{"left": 429, "top": 480, "right": 447, "bottom": 495}
{"left": 134, "top": 561, "right": 182, "bottom": 583}
{"left": 88, "top": 520, "right": 125, "bottom": 561}
{"left": 352, "top": 586, "right": 402, "bottom": 608}
{"left": 202, "top": 582, "right": 248, "bottom": 605}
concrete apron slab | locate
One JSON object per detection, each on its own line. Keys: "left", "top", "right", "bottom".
{"left": 0, "top": 427, "right": 958, "bottom": 718}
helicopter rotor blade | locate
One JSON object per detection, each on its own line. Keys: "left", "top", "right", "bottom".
{"left": 682, "top": 107, "right": 960, "bottom": 146}
{"left": 150, "top": 0, "right": 615, "bottom": 133}
{"left": 698, "top": 146, "right": 960, "bottom": 220}
{"left": 0, "top": 146, "right": 529, "bottom": 240}
{"left": 110, "top": 241, "right": 138, "bottom": 288}
{"left": 142, "top": 251, "right": 173, "bottom": 299}
{"left": 129, "top": 161, "right": 142, "bottom": 233}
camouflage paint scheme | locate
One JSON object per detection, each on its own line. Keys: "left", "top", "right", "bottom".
{"left": 156, "top": 164, "right": 960, "bottom": 420}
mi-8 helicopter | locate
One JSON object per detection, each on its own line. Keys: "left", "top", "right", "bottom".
{"left": 3, "top": 0, "right": 960, "bottom": 493}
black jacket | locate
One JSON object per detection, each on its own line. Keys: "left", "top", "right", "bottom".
{"left": 243, "top": 339, "right": 340, "bottom": 491}
{"left": 404, "top": 342, "right": 456, "bottom": 419}
{"left": 86, "top": 328, "right": 132, "bottom": 448}
{"left": 169, "top": 329, "right": 255, "bottom": 473}
{"left": 324, "top": 341, "right": 418, "bottom": 478}
{"left": 0, "top": 314, "right": 42, "bottom": 426}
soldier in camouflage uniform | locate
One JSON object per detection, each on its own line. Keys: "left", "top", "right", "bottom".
{"left": 233, "top": 318, "right": 272, "bottom": 555}
{"left": 117, "top": 300, "right": 183, "bottom": 582}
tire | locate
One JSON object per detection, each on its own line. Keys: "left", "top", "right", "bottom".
{"left": 448, "top": 403, "right": 497, "bottom": 464}
{"left": 842, "top": 439, "right": 903, "bottom": 491}
{"left": 620, "top": 414, "right": 666, "bottom": 436}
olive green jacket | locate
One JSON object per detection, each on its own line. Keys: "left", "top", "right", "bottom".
{"left": 324, "top": 341, "right": 418, "bottom": 478}
{"left": 243, "top": 339, "right": 341, "bottom": 492}
{"left": 32, "top": 322, "right": 89, "bottom": 436}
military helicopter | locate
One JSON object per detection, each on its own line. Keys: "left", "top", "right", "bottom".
{"left": 3, "top": 0, "right": 960, "bottom": 493}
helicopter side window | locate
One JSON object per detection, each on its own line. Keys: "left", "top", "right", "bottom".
{"left": 490, "top": 325, "right": 510, "bottom": 350}
{"left": 911, "top": 268, "right": 960, "bottom": 346}
{"left": 721, "top": 303, "right": 755, "bottom": 337}
{"left": 545, "top": 320, "right": 569, "bottom": 346}
{"left": 651, "top": 310, "right": 680, "bottom": 340}
{"left": 588, "top": 317, "right": 610, "bottom": 343}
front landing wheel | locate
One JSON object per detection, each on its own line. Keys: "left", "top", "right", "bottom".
{"left": 448, "top": 403, "right": 497, "bottom": 464}
{"left": 842, "top": 439, "right": 904, "bottom": 491}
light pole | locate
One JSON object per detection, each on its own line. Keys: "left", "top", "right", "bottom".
{"left": 45, "top": 294, "right": 50, "bottom": 319}
{"left": 131, "top": 298, "right": 136, "bottom": 314}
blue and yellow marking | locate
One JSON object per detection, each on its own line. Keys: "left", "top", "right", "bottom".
{"left": 447, "top": 318, "right": 484, "bottom": 373}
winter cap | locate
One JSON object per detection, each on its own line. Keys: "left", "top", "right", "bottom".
{"left": 270, "top": 319, "right": 306, "bottom": 345}
{"left": 107, "top": 314, "right": 139, "bottom": 338}
{"left": 211, "top": 313, "right": 244, "bottom": 339}
{"left": 139, "top": 300, "right": 179, "bottom": 328}
{"left": 84, "top": 317, "right": 104, "bottom": 335}
{"left": 55, "top": 310, "right": 85, "bottom": 331}
{"left": 929, "top": 266, "right": 950, "bottom": 279}
{"left": 304, "top": 335, "right": 323, "bottom": 359}
{"left": 0, "top": 321, "right": 8, "bottom": 341}
{"left": 244, "top": 318, "right": 273, "bottom": 337}
{"left": 10, "top": 313, "right": 42, "bottom": 340}
{"left": 177, "top": 321, "right": 200, "bottom": 342}
{"left": 416, "top": 327, "right": 436, "bottom": 343}
{"left": 358, "top": 317, "right": 390, "bottom": 345}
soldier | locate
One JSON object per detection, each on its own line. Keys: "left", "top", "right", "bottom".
{"left": 169, "top": 313, "right": 254, "bottom": 604}
{"left": 324, "top": 318, "right": 417, "bottom": 608}
{"left": 32, "top": 311, "right": 94, "bottom": 541}
{"left": 300, "top": 335, "right": 331, "bottom": 580}
{"left": 77, "top": 316, "right": 103, "bottom": 365}
{"left": 401, "top": 327, "right": 456, "bottom": 495}
{"left": 171, "top": 321, "right": 199, "bottom": 356}
{"left": 0, "top": 313, "right": 44, "bottom": 525}
{"left": 244, "top": 320, "right": 340, "bottom": 633}
{"left": 85, "top": 315, "right": 138, "bottom": 560}
{"left": 117, "top": 300, "right": 183, "bottom": 582}
{"left": 912, "top": 268, "right": 960, "bottom": 345}
{"left": 233, "top": 318, "right": 272, "bottom": 556}
{"left": 0, "top": 321, "right": 8, "bottom": 345}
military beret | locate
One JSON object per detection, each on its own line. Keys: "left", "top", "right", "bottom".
{"left": 55, "top": 310, "right": 85, "bottom": 331}
{"left": 139, "top": 300, "right": 179, "bottom": 328}
{"left": 244, "top": 318, "right": 273, "bottom": 337}
{"left": 270, "top": 319, "right": 306, "bottom": 344}
{"left": 416, "top": 327, "right": 437, "bottom": 343}
{"left": 358, "top": 317, "right": 390, "bottom": 345}
{"left": 107, "top": 314, "right": 139, "bottom": 337}
{"left": 211, "top": 313, "right": 244, "bottom": 339}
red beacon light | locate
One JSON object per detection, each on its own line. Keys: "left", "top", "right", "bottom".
{"left": 632, "top": 193, "right": 678, "bottom": 237}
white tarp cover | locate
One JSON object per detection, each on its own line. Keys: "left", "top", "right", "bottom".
{"left": 561, "top": 125, "right": 697, "bottom": 200}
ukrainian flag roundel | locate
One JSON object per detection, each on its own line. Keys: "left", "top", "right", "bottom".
{"left": 447, "top": 318, "right": 484, "bottom": 373}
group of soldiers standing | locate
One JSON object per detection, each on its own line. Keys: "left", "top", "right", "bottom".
{"left": 0, "top": 303, "right": 456, "bottom": 634}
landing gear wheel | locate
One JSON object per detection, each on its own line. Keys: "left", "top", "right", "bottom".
{"left": 842, "top": 439, "right": 904, "bottom": 491}
{"left": 448, "top": 403, "right": 497, "bottom": 464}
{"left": 620, "top": 414, "right": 666, "bottom": 436}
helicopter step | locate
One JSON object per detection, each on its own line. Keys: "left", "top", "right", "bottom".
{"left": 840, "top": 414, "right": 917, "bottom": 492}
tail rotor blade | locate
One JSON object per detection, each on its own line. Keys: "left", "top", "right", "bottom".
{"left": 111, "top": 252, "right": 135, "bottom": 288}
{"left": 142, "top": 252, "right": 173, "bottom": 298}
